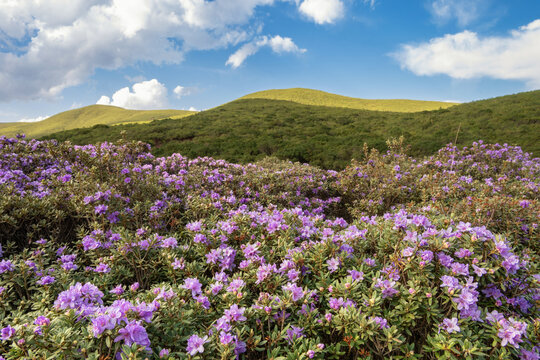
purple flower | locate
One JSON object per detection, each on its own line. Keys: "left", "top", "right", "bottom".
{"left": 54, "top": 282, "right": 104, "bottom": 311}
{"left": 348, "top": 269, "right": 364, "bottom": 281}
{"left": 226, "top": 278, "right": 245, "bottom": 293}
{"left": 94, "top": 263, "right": 110, "bottom": 273}
{"left": 110, "top": 285, "right": 124, "bottom": 295}
{"left": 256, "top": 263, "right": 277, "bottom": 284}
{"left": 451, "top": 262, "right": 469, "bottom": 276}
{"left": 34, "top": 316, "right": 50, "bottom": 326}
{"left": 224, "top": 304, "right": 246, "bottom": 322}
{"left": 186, "top": 221, "right": 203, "bottom": 232}
{"left": 215, "top": 317, "right": 231, "bottom": 332}
{"left": 520, "top": 349, "right": 539, "bottom": 360}
{"left": 37, "top": 275, "right": 55, "bottom": 285}
{"left": 283, "top": 282, "right": 304, "bottom": 302}
{"left": 183, "top": 278, "right": 202, "bottom": 296}
{"left": 370, "top": 316, "right": 389, "bottom": 329}
{"left": 82, "top": 236, "right": 101, "bottom": 251}
{"left": 94, "top": 204, "right": 108, "bottom": 215}
{"left": 186, "top": 334, "right": 208, "bottom": 356}
{"left": 375, "top": 278, "right": 399, "bottom": 298}
{"left": 453, "top": 288, "right": 478, "bottom": 311}
{"left": 420, "top": 250, "right": 434, "bottom": 262}
{"left": 326, "top": 257, "right": 340, "bottom": 272}
{"left": 442, "top": 318, "right": 460, "bottom": 333}
{"left": 114, "top": 320, "right": 150, "bottom": 348}
{"left": 0, "top": 260, "right": 14, "bottom": 273}
{"left": 364, "top": 258, "right": 376, "bottom": 266}
{"left": 172, "top": 258, "right": 185, "bottom": 270}
{"left": 501, "top": 254, "right": 521, "bottom": 274}
{"left": 472, "top": 264, "right": 487, "bottom": 277}
{"left": 130, "top": 282, "right": 140, "bottom": 292}
{"left": 402, "top": 247, "right": 415, "bottom": 257}
{"left": 497, "top": 318, "right": 528, "bottom": 348}
{"left": 61, "top": 262, "right": 78, "bottom": 271}
{"left": 58, "top": 174, "right": 72, "bottom": 182}
{"left": 455, "top": 248, "right": 473, "bottom": 258}
{"left": 92, "top": 314, "right": 116, "bottom": 337}
{"left": 159, "top": 348, "right": 170, "bottom": 358}
{"left": 220, "top": 331, "right": 234, "bottom": 345}
{"left": 193, "top": 234, "right": 207, "bottom": 244}
{"left": 161, "top": 237, "right": 177, "bottom": 248}
{"left": 440, "top": 275, "right": 460, "bottom": 292}
{"left": 286, "top": 326, "right": 304, "bottom": 343}
{"left": 234, "top": 338, "right": 247, "bottom": 356}
{"left": 1, "top": 326, "right": 15, "bottom": 340}
{"left": 195, "top": 295, "right": 211, "bottom": 309}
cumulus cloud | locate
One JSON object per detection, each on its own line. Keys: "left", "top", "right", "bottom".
{"left": 173, "top": 85, "right": 192, "bottom": 99}
{"left": 226, "top": 35, "right": 306, "bottom": 68}
{"left": 0, "top": 0, "right": 282, "bottom": 101}
{"left": 394, "top": 19, "right": 540, "bottom": 89}
{"left": 96, "top": 79, "right": 168, "bottom": 110}
{"left": 0, "top": 0, "right": 360, "bottom": 101}
{"left": 17, "top": 115, "right": 50, "bottom": 123}
{"left": 298, "top": 0, "right": 344, "bottom": 24}
{"left": 428, "top": 0, "right": 486, "bottom": 27}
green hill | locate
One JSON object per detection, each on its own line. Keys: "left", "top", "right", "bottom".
{"left": 241, "top": 88, "right": 458, "bottom": 112}
{"left": 0, "top": 105, "right": 195, "bottom": 138}
{"left": 41, "top": 90, "right": 540, "bottom": 169}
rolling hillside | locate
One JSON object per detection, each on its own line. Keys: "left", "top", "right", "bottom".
{"left": 41, "top": 90, "right": 540, "bottom": 169}
{"left": 241, "top": 88, "right": 459, "bottom": 112}
{"left": 0, "top": 105, "right": 195, "bottom": 138}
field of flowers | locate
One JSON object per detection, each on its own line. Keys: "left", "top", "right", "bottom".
{"left": 0, "top": 135, "right": 538, "bottom": 359}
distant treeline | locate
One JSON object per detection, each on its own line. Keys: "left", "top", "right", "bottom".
{"left": 42, "top": 90, "right": 540, "bottom": 169}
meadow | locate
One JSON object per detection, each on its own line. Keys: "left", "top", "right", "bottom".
{"left": 0, "top": 106, "right": 195, "bottom": 139}
{"left": 0, "top": 135, "right": 538, "bottom": 359}
{"left": 240, "top": 88, "right": 458, "bottom": 112}
{"left": 41, "top": 89, "right": 540, "bottom": 169}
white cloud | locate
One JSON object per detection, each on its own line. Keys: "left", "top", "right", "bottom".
{"left": 394, "top": 19, "right": 540, "bottom": 89}
{"left": 226, "top": 35, "right": 306, "bottom": 68}
{"left": 173, "top": 85, "right": 192, "bottom": 99}
{"left": 298, "top": 0, "right": 344, "bottom": 25}
{"left": 429, "top": 0, "right": 486, "bottom": 27}
{"left": 0, "top": 0, "right": 360, "bottom": 101}
{"left": 226, "top": 42, "right": 262, "bottom": 68}
{"left": 0, "top": 0, "right": 282, "bottom": 101}
{"left": 18, "top": 115, "right": 50, "bottom": 123}
{"left": 96, "top": 79, "right": 168, "bottom": 110}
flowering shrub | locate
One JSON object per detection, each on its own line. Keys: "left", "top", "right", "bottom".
{"left": 0, "top": 135, "right": 538, "bottom": 359}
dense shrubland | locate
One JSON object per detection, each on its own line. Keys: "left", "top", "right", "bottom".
{"left": 0, "top": 135, "right": 538, "bottom": 359}
{"left": 41, "top": 90, "right": 540, "bottom": 169}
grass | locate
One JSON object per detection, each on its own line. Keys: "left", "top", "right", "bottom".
{"left": 241, "top": 88, "right": 459, "bottom": 112}
{"left": 41, "top": 90, "right": 540, "bottom": 169}
{"left": 0, "top": 105, "right": 195, "bottom": 138}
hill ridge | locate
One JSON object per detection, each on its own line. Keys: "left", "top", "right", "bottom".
{"left": 241, "top": 88, "right": 458, "bottom": 112}
{"left": 41, "top": 89, "right": 540, "bottom": 169}
{"left": 0, "top": 105, "right": 195, "bottom": 138}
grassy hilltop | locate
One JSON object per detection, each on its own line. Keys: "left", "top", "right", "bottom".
{"left": 241, "top": 88, "right": 459, "bottom": 112}
{"left": 0, "top": 105, "right": 195, "bottom": 138}
{"left": 42, "top": 89, "right": 540, "bottom": 169}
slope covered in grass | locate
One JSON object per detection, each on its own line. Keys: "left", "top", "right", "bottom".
{"left": 241, "top": 88, "right": 459, "bottom": 112}
{"left": 0, "top": 105, "right": 195, "bottom": 138}
{"left": 42, "top": 90, "right": 540, "bottom": 169}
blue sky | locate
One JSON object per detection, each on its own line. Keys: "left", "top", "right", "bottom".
{"left": 1, "top": 0, "right": 539, "bottom": 122}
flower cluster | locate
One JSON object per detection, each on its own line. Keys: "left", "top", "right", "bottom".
{"left": 0, "top": 137, "right": 538, "bottom": 359}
